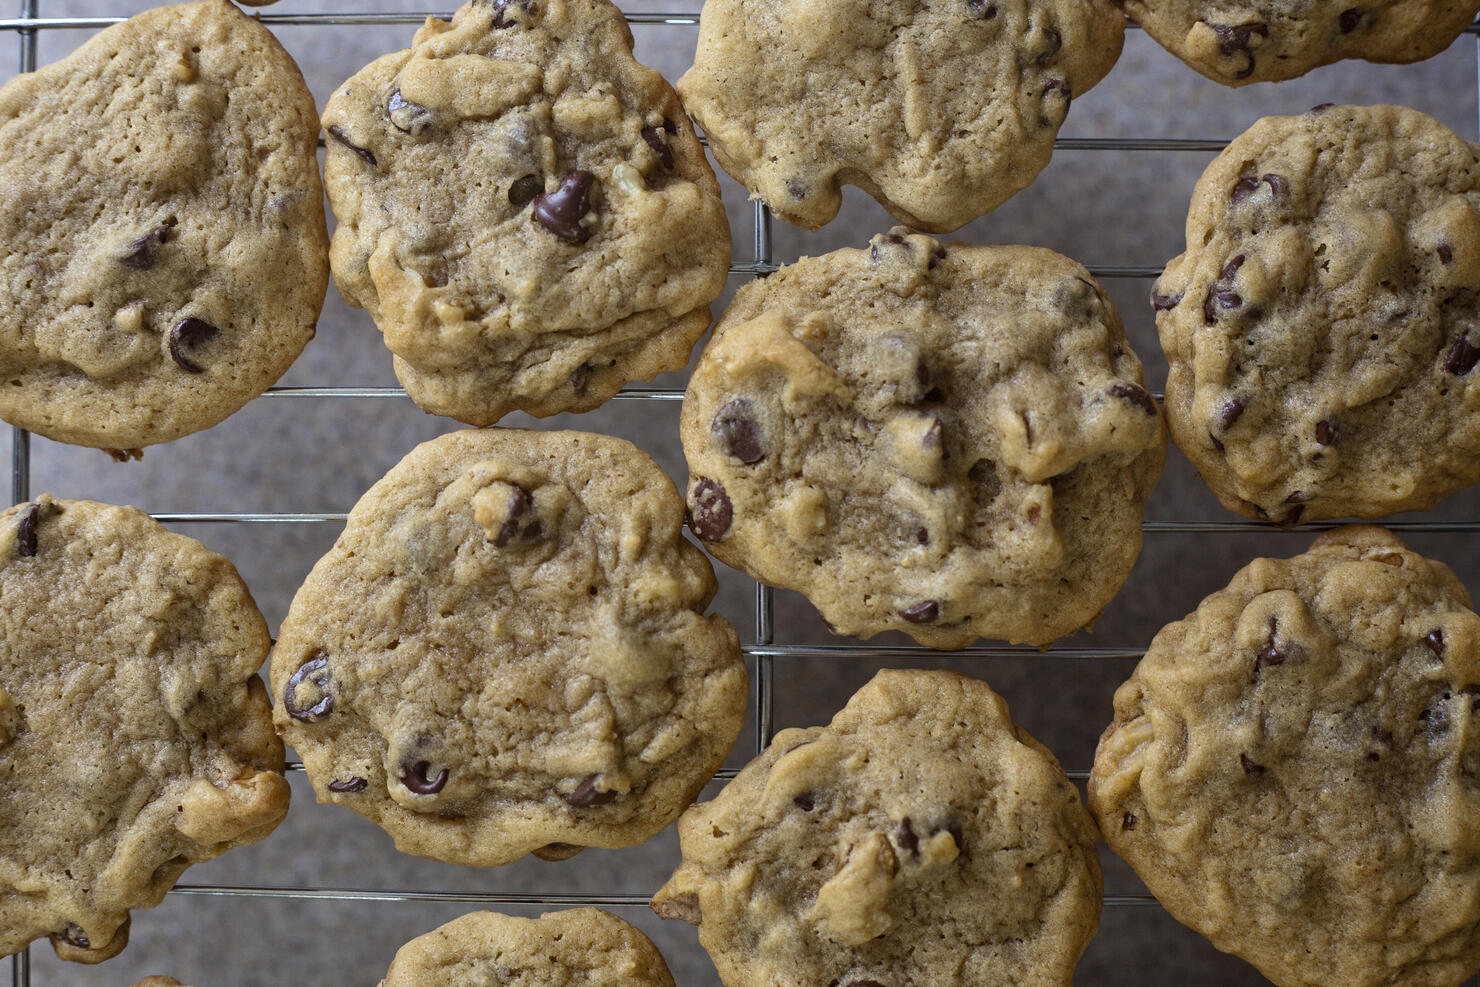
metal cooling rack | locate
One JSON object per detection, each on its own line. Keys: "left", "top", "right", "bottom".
{"left": 4, "top": 3, "right": 1480, "bottom": 985}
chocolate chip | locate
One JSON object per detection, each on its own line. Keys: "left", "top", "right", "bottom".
{"left": 1439, "top": 243, "right": 1454, "bottom": 265}
{"left": 386, "top": 86, "right": 433, "bottom": 136}
{"left": 488, "top": 0, "right": 534, "bottom": 28}
{"left": 1210, "top": 433, "right": 1225, "bottom": 452}
{"left": 1239, "top": 753, "right": 1266, "bottom": 774}
{"left": 1444, "top": 334, "right": 1480, "bottom": 375}
{"left": 120, "top": 223, "right": 173, "bottom": 269}
{"left": 283, "top": 656, "right": 333, "bottom": 723}
{"left": 1371, "top": 725, "right": 1394, "bottom": 745}
{"left": 401, "top": 760, "right": 449, "bottom": 795}
{"left": 60, "top": 924, "right": 89, "bottom": 949}
{"left": 711, "top": 398, "right": 766, "bottom": 464}
{"left": 1109, "top": 382, "right": 1157, "bottom": 415}
{"left": 641, "top": 124, "right": 674, "bottom": 170}
{"left": 167, "top": 317, "right": 220, "bottom": 374}
{"left": 1121, "top": 812, "right": 1136, "bottom": 831}
{"left": 846, "top": 981, "right": 886, "bottom": 987}
{"left": 896, "top": 818, "right": 919, "bottom": 855}
{"left": 532, "top": 170, "right": 596, "bottom": 243}
{"left": 531, "top": 842, "right": 583, "bottom": 861}
{"left": 564, "top": 773, "right": 617, "bottom": 806}
{"left": 15, "top": 502, "right": 39, "bottom": 558}
{"left": 1309, "top": 102, "right": 1336, "bottom": 113}
{"left": 492, "top": 485, "right": 543, "bottom": 547}
{"left": 1219, "top": 397, "right": 1246, "bottom": 429}
{"left": 1150, "top": 287, "right": 1184, "bottom": 311}
{"left": 1283, "top": 504, "right": 1306, "bottom": 526}
{"left": 1339, "top": 7, "right": 1361, "bottom": 32}
{"left": 1425, "top": 629, "right": 1445, "bottom": 657}
{"left": 508, "top": 174, "right": 542, "bottom": 207}
{"left": 1315, "top": 420, "right": 1335, "bottom": 445}
{"left": 690, "top": 478, "right": 732, "bottom": 541}
{"left": 967, "top": 0, "right": 996, "bottom": 16}
{"left": 1231, "top": 176, "right": 1259, "bottom": 203}
{"left": 328, "top": 777, "right": 367, "bottom": 794}
{"left": 929, "top": 245, "right": 947, "bottom": 269}
{"left": 1261, "top": 173, "right": 1288, "bottom": 196}
{"left": 1210, "top": 22, "right": 1268, "bottom": 79}
{"left": 1256, "top": 629, "right": 1286, "bottom": 669}
{"left": 787, "top": 179, "right": 808, "bottom": 200}
{"left": 327, "top": 125, "right": 377, "bottom": 166}
{"left": 900, "top": 600, "right": 940, "bottom": 624}
{"left": 570, "top": 362, "right": 593, "bottom": 395}
{"left": 915, "top": 527, "right": 929, "bottom": 545}
{"left": 1043, "top": 78, "right": 1071, "bottom": 102}
{"left": 794, "top": 793, "right": 815, "bottom": 811}
{"left": 1203, "top": 255, "right": 1245, "bottom": 323}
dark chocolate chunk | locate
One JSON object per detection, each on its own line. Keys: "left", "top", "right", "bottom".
{"left": 1109, "top": 382, "right": 1157, "bottom": 415}
{"left": 492, "top": 485, "right": 543, "bottom": 547}
{"left": 1425, "top": 629, "right": 1445, "bottom": 657}
{"left": 15, "top": 502, "right": 39, "bottom": 558}
{"left": 564, "top": 773, "right": 617, "bottom": 807}
{"left": 1444, "top": 334, "right": 1480, "bottom": 375}
{"left": 167, "top": 317, "right": 220, "bottom": 374}
{"left": 327, "top": 125, "right": 377, "bottom": 166}
{"left": 1239, "top": 753, "right": 1266, "bottom": 774}
{"left": 1210, "top": 22, "right": 1269, "bottom": 79}
{"left": 283, "top": 656, "right": 333, "bottom": 723}
{"left": 1150, "top": 287, "right": 1184, "bottom": 311}
{"left": 1315, "top": 420, "right": 1335, "bottom": 446}
{"left": 641, "top": 124, "right": 674, "bottom": 170}
{"left": 1439, "top": 243, "right": 1454, "bottom": 265}
{"left": 121, "top": 223, "right": 173, "bottom": 269}
{"left": 401, "top": 760, "right": 449, "bottom": 795}
{"left": 508, "top": 174, "right": 542, "bottom": 207}
{"left": 967, "top": 0, "right": 997, "bottom": 16}
{"left": 794, "top": 793, "right": 815, "bottom": 811}
{"left": 532, "top": 170, "right": 596, "bottom": 244}
{"left": 1219, "top": 397, "right": 1246, "bottom": 429}
{"left": 1121, "top": 812, "right": 1136, "bottom": 831}
{"left": 1203, "top": 254, "right": 1245, "bottom": 323}
{"left": 711, "top": 398, "right": 766, "bottom": 464}
{"left": 896, "top": 817, "right": 919, "bottom": 855}
{"left": 60, "top": 924, "right": 89, "bottom": 949}
{"left": 488, "top": 0, "right": 534, "bottom": 28}
{"left": 900, "top": 600, "right": 940, "bottom": 624}
{"left": 690, "top": 478, "right": 732, "bottom": 541}
{"left": 328, "top": 777, "right": 367, "bottom": 794}
{"left": 1339, "top": 7, "right": 1361, "bottom": 31}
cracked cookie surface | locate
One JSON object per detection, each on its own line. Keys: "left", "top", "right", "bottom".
{"left": 0, "top": 496, "right": 288, "bottom": 964}
{"left": 271, "top": 428, "right": 746, "bottom": 867}
{"left": 652, "top": 669, "right": 1102, "bottom": 987}
{"left": 323, "top": 0, "right": 731, "bottom": 426}
{"left": 677, "top": 0, "right": 1123, "bottom": 232}
{"left": 0, "top": 0, "right": 326, "bottom": 449}
{"left": 1090, "top": 526, "right": 1480, "bottom": 987}
{"left": 681, "top": 229, "right": 1165, "bottom": 648}
{"left": 1157, "top": 105, "right": 1480, "bottom": 523}
{"left": 379, "top": 908, "right": 675, "bottom": 986}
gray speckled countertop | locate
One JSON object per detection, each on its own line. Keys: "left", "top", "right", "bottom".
{"left": 5, "top": 2, "right": 1478, "bottom": 985}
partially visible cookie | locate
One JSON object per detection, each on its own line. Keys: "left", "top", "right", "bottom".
{"left": 652, "top": 669, "right": 1102, "bottom": 986}
{"left": 0, "top": 496, "right": 288, "bottom": 964}
{"left": 1090, "top": 526, "right": 1480, "bottom": 987}
{"left": 133, "top": 979, "right": 192, "bottom": 987}
{"left": 323, "top": 0, "right": 731, "bottom": 426}
{"left": 272, "top": 428, "right": 746, "bottom": 866}
{"left": 0, "top": 0, "right": 327, "bottom": 448}
{"left": 682, "top": 229, "right": 1165, "bottom": 648}
{"left": 677, "top": 0, "right": 1124, "bottom": 232}
{"left": 379, "top": 909, "right": 675, "bottom": 986}
{"left": 1122, "top": 0, "right": 1480, "bottom": 85}
{"left": 1156, "top": 104, "right": 1480, "bottom": 523}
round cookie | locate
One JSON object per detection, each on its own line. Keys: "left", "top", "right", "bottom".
{"left": 1155, "top": 105, "right": 1480, "bottom": 524}
{"left": 651, "top": 668, "right": 1103, "bottom": 987}
{"left": 1122, "top": 0, "right": 1480, "bottom": 86}
{"left": 271, "top": 428, "right": 746, "bottom": 866}
{"left": 322, "top": 0, "right": 731, "bottom": 426}
{"left": 1089, "top": 526, "right": 1480, "bottom": 987}
{"left": 0, "top": 496, "right": 288, "bottom": 964}
{"left": 0, "top": 0, "right": 327, "bottom": 449}
{"left": 379, "top": 909, "right": 676, "bottom": 986}
{"left": 681, "top": 229, "right": 1165, "bottom": 649}
{"left": 677, "top": 0, "right": 1124, "bottom": 233}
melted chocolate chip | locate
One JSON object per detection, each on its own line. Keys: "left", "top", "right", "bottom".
{"left": 327, "top": 125, "right": 377, "bottom": 166}
{"left": 690, "top": 478, "right": 732, "bottom": 541}
{"left": 283, "top": 656, "right": 333, "bottom": 723}
{"left": 967, "top": 0, "right": 996, "bottom": 16}
{"left": 787, "top": 179, "right": 808, "bottom": 200}
{"left": 168, "top": 317, "right": 220, "bottom": 374}
{"left": 1315, "top": 420, "right": 1335, "bottom": 446}
{"left": 532, "top": 171, "right": 596, "bottom": 243}
{"left": 570, "top": 362, "right": 593, "bottom": 396}
{"left": 1231, "top": 176, "right": 1259, "bottom": 203}
{"left": 564, "top": 773, "right": 617, "bottom": 806}
{"left": 846, "top": 981, "right": 886, "bottom": 987}
{"left": 508, "top": 174, "right": 542, "bottom": 207}
{"left": 1210, "top": 22, "right": 1269, "bottom": 79}
{"left": 1444, "top": 334, "right": 1480, "bottom": 375}
{"left": 794, "top": 793, "right": 815, "bottom": 811}
{"left": 642, "top": 125, "right": 674, "bottom": 170}
{"left": 532, "top": 842, "right": 583, "bottom": 861}
{"left": 386, "top": 87, "right": 433, "bottom": 136}
{"left": 1121, "top": 812, "right": 1136, "bottom": 831}
{"left": 1150, "top": 287, "right": 1184, "bottom": 311}
{"left": 1285, "top": 490, "right": 1308, "bottom": 505}
{"left": 1034, "top": 28, "right": 1061, "bottom": 64}
{"left": 1309, "top": 102, "right": 1336, "bottom": 113}
{"left": 15, "top": 502, "right": 39, "bottom": 558}
{"left": 1219, "top": 397, "right": 1246, "bottom": 429}
{"left": 1425, "top": 629, "right": 1446, "bottom": 657}
{"left": 896, "top": 818, "right": 919, "bottom": 855}
{"left": 1283, "top": 504, "right": 1306, "bottom": 526}
{"left": 328, "top": 777, "right": 367, "bottom": 794}
{"left": 491, "top": 485, "right": 543, "bottom": 547}
{"left": 900, "top": 600, "right": 940, "bottom": 624}
{"left": 1439, "top": 243, "right": 1454, "bottom": 265}
{"left": 1339, "top": 7, "right": 1361, "bottom": 31}
{"left": 1256, "top": 636, "right": 1285, "bottom": 669}
{"left": 401, "top": 760, "right": 449, "bottom": 795}
{"left": 488, "top": 0, "right": 534, "bottom": 28}
{"left": 929, "top": 245, "right": 947, "bottom": 269}
{"left": 1109, "top": 382, "right": 1157, "bottom": 415}
{"left": 915, "top": 527, "right": 930, "bottom": 545}
{"left": 1203, "top": 255, "right": 1245, "bottom": 323}
{"left": 1261, "top": 173, "right": 1288, "bottom": 196}
{"left": 60, "top": 924, "right": 89, "bottom": 949}
{"left": 1043, "top": 78, "right": 1071, "bottom": 102}
{"left": 711, "top": 398, "right": 766, "bottom": 464}
{"left": 121, "top": 223, "right": 173, "bottom": 269}
{"left": 1239, "top": 753, "right": 1266, "bottom": 774}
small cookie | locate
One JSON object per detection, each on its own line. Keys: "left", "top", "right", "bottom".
{"left": 1122, "top": 0, "right": 1480, "bottom": 85}
{"left": 652, "top": 669, "right": 1103, "bottom": 986}
{"left": 681, "top": 229, "right": 1165, "bottom": 648}
{"left": 677, "top": 0, "right": 1124, "bottom": 232}
{"left": 378, "top": 909, "right": 675, "bottom": 986}
{"left": 272, "top": 428, "right": 746, "bottom": 866}
{"left": 0, "top": 0, "right": 327, "bottom": 448}
{"left": 323, "top": 0, "right": 731, "bottom": 426}
{"left": 1156, "top": 105, "right": 1480, "bottom": 523}
{"left": 1090, "top": 526, "right": 1480, "bottom": 987}
{"left": 0, "top": 497, "right": 288, "bottom": 963}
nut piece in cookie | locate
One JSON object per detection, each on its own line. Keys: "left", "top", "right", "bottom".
{"left": 0, "top": 497, "right": 288, "bottom": 963}
{"left": 1157, "top": 105, "right": 1480, "bottom": 523}
{"left": 321, "top": 0, "right": 731, "bottom": 426}
{"left": 680, "top": 229, "right": 1165, "bottom": 648}
{"left": 1090, "top": 526, "right": 1480, "bottom": 987}
{"left": 652, "top": 669, "right": 1102, "bottom": 986}
{"left": 271, "top": 428, "right": 746, "bottom": 866}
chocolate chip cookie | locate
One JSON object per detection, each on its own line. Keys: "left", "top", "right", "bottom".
{"left": 272, "top": 428, "right": 746, "bottom": 867}
{"left": 652, "top": 669, "right": 1103, "bottom": 986}
{"left": 677, "top": 0, "right": 1124, "bottom": 232}
{"left": 682, "top": 229, "right": 1165, "bottom": 648}
{"left": 323, "top": 0, "right": 731, "bottom": 426}
{"left": 379, "top": 909, "right": 676, "bottom": 986}
{"left": 1090, "top": 526, "right": 1480, "bottom": 987}
{"left": 1156, "top": 105, "right": 1480, "bottom": 524}
{"left": 0, "top": 0, "right": 327, "bottom": 449}
{"left": 0, "top": 496, "right": 289, "bottom": 964}
{"left": 1122, "top": 0, "right": 1480, "bottom": 85}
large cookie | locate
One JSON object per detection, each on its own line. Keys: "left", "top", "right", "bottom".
{"left": 1156, "top": 105, "right": 1480, "bottom": 524}
{"left": 681, "top": 229, "right": 1165, "bottom": 648}
{"left": 379, "top": 909, "right": 675, "bottom": 986}
{"left": 652, "top": 669, "right": 1103, "bottom": 986}
{"left": 0, "top": 0, "right": 327, "bottom": 449}
{"left": 1089, "top": 526, "right": 1480, "bottom": 987}
{"left": 271, "top": 428, "right": 746, "bottom": 866}
{"left": 322, "top": 0, "right": 731, "bottom": 426}
{"left": 0, "top": 496, "right": 288, "bottom": 964}
{"left": 1122, "top": 0, "right": 1480, "bottom": 85}
{"left": 677, "top": 0, "right": 1124, "bottom": 232}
